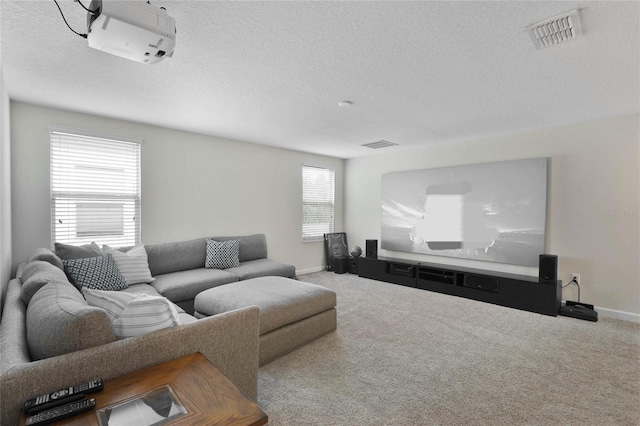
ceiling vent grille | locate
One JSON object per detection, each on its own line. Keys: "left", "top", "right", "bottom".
{"left": 362, "top": 140, "right": 398, "bottom": 149}
{"left": 526, "top": 10, "right": 582, "bottom": 49}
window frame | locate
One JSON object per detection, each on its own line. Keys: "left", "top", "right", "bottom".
{"left": 302, "top": 164, "right": 335, "bottom": 243}
{"left": 50, "top": 126, "right": 142, "bottom": 249}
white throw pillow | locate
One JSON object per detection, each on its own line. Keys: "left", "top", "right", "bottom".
{"left": 102, "top": 244, "right": 154, "bottom": 285}
{"left": 82, "top": 288, "right": 179, "bottom": 339}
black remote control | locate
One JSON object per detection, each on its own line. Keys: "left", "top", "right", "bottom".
{"left": 25, "top": 398, "right": 96, "bottom": 425}
{"left": 23, "top": 379, "right": 103, "bottom": 414}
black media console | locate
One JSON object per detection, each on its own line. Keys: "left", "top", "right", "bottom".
{"left": 358, "top": 256, "right": 561, "bottom": 316}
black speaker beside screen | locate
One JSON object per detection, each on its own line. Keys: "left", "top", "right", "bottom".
{"left": 539, "top": 254, "right": 558, "bottom": 283}
{"left": 365, "top": 240, "right": 378, "bottom": 258}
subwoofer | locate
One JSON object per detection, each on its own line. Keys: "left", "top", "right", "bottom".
{"left": 365, "top": 240, "right": 378, "bottom": 258}
{"left": 463, "top": 274, "right": 498, "bottom": 292}
{"left": 334, "top": 256, "right": 348, "bottom": 274}
{"left": 539, "top": 254, "right": 558, "bottom": 283}
{"left": 348, "top": 257, "right": 358, "bottom": 274}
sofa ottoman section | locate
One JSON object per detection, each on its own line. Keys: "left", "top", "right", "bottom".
{"left": 194, "top": 276, "right": 337, "bottom": 365}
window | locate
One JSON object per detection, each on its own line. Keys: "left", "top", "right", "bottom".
{"left": 50, "top": 128, "right": 141, "bottom": 248}
{"left": 302, "top": 165, "right": 335, "bottom": 242}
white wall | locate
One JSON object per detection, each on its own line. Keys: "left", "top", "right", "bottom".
{"left": 345, "top": 114, "right": 640, "bottom": 319}
{"left": 10, "top": 102, "right": 344, "bottom": 275}
{"left": 0, "top": 69, "right": 12, "bottom": 315}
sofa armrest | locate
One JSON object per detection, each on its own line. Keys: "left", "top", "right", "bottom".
{"left": 0, "top": 305, "right": 260, "bottom": 425}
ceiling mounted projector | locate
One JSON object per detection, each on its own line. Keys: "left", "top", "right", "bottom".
{"left": 87, "top": 0, "right": 176, "bottom": 64}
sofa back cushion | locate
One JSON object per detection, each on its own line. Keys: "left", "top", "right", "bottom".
{"left": 20, "top": 260, "right": 70, "bottom": 305}
{"left": 212, "top": 234, "right": 267, "bottom": 262}
{"left": 27, "top": 248, "right": 64, "bottom": 270}
{"left": 26, "top": 281, "right": 116, "bottom": 360}
{"left": 145, "top": 238, "right": 207, "bottom": 276}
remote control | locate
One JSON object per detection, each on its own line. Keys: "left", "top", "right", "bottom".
{"left": 23, "top": 379, "right": 103, "bottom": 414}
{"left": 25, "top": 398, "right": 96, "bottom": 425}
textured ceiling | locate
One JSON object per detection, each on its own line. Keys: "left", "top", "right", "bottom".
{"left": 1, "top": 1, "right": 639, "bottom": 159}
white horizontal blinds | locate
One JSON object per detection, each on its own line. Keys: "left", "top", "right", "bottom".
{"left": 302, "top": 165, "right": 335, "bottom": 242}
{"left": 51, "top": 130, "right": 141, "bottom": 248}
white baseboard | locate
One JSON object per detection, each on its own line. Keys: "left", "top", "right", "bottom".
{"left": 595, "top": 307, "right": 640, "bottom": 323}
{"left": 296, "top": 266, "right": 326, "bottom": 276}
{"left": 560, "top": 299, "right": 639, "bottom": 323}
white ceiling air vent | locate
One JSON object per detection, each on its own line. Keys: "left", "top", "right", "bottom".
{"left": 526, "top": 10, "right": 582, "bottom": 49}
{"left": 362, "top": 140, "right": 398, "bottom": 149}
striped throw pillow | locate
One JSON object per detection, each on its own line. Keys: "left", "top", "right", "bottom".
{"left": 82, "top": 288, "right": 179, "bottom": 339}
{"left": 102, "top": 245, "right": 154, "bottom": 285}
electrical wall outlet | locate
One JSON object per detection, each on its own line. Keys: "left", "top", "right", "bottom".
{"left": 570, "top": 273, "right": 581, "bottom": 285}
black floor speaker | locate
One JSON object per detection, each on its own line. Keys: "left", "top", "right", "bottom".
{"left": 365, "top": 240, "right": 378, "bottom": 258}
{"left": 539, "top": 254, "right": 558, "bottom": 283}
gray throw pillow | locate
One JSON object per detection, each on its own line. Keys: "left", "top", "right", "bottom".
{"left": 63, "top": 253, "right": 128, "bottom": 291}
{"left": 55, "top": 242, "right": 103, "bottom": 260}
{"left": 205, "top": 239, "right": 240, "bottom": 269}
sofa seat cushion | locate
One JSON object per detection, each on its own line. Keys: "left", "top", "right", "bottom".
{"left": 122, "top": 284, "right": 191, "bottom": 317}
{"left": 26, "top": 281, "right": 116, "bottom": 360}
{"left": 177, "top": 313, "right": 198, "bottom": 324}
{"left": 151, "top": 268, "right": 239, "bottom": 303}
{"left": 194, "top": 276, "right": 336, "bottom": 335}
{"left": 121, "top": 283, "right": 163, "bottom": 297}
{"left": 225, "top": 259, "right": 296, "bottom": 281}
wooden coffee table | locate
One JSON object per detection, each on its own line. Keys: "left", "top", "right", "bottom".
{"left": 21, "top": 352, "right": 267, "bottom": 426}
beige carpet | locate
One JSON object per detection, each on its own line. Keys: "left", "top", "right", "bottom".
{"left": 257, "top": 271, "right": 640, "bottom": 425}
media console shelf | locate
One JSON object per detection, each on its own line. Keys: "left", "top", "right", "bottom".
{"left": 358, "top": 256, "right": 561, "bottom": 316}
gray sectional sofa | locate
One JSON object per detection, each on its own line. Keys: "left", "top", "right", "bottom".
{"left": 0, "top": 233, "right": 296, "bottom": 425}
